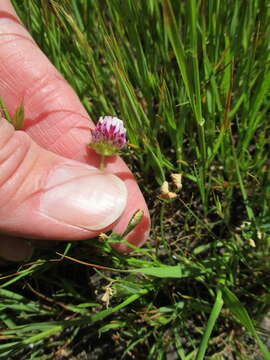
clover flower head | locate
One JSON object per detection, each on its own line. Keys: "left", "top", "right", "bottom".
{"left": 89, "top": 116, "right": 126, "bottom": 156}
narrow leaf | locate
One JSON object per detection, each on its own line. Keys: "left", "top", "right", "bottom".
{"left": 222, "top": 287, "right": 270, "bottom": 360}
{"left": 129, "top": 264, "right": 202, "bottom": 278}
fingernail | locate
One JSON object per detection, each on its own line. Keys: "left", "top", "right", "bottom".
{"left": 0, "top": 238, "right": 33, "bottom": 262}
{"left": 41, "top": 165, "right": 127, "bottom": 230}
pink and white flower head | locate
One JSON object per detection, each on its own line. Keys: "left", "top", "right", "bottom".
{"left": 89, "top": 116, "right": 126, "bottom": 156}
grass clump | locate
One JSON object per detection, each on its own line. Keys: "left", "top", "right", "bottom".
{"left": 1, "top": 0, "right": 270, "bottom": 358}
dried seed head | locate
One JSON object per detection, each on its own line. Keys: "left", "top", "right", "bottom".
{"left": 171, "top": 173, "right": 182, "bottom": 190}
{"left": 159, "top": 181, "right": 178, "bottom": 200}
{"left": 101, "top": 283, "right": 114, "bottom": 308}
{"left": 160, "top": 181, "right": 169, "bottom": 194}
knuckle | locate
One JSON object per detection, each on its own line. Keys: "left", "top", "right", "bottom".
{"left": 0, "top": 117, "right": 14, "bottom": 148}
{"left": 0, "top": 130, "right": 32, "bottom": 205}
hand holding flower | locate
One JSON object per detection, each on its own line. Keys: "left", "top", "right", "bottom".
{"left": 0, "top": 1, "right": 150, "bottom": 261}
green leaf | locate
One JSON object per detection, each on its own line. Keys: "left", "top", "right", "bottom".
{"left": 129, "top": 264, "right": 203, "bottom": 278}
{"left": 222, "top": 287, "right": 270, "bottom": 360}
{"left": 195, "top": 289, "right": 224, "bottom": 360}
{"left": 98, "top": 321, "right": 126, "bottom": 334}
{"left": 122, "top": 209, "right": 144, "bottom": 237}
{"left": 12, "top": 104, "right": 25, "bottom": 130}
{"left": 0, "top": 97, "right": 12, "bottom": 123}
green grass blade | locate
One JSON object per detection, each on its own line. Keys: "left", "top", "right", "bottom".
{"left": 195, "top": 289, "right": 223, "bottom": 360}
{"left": 162, "top": 0, "right": 190, "bottom": 101}
{"left": 222, "top": 286, "right": 270, "bottom": 360}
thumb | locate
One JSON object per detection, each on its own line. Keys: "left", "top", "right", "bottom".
{"left": 0, "top": 118, "right": 127, "bottom": 240}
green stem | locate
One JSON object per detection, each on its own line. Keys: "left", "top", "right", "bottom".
{"left": 100, "top": 155, "right": 105, "bottom": 169}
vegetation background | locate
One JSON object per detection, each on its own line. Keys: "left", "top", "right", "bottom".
{"left": 1, "top": 0, "right": 270, "bottom": 358}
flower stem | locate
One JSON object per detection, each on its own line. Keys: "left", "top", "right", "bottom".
{"left": 100, "top": 155, "right": 105, "bottom": 170}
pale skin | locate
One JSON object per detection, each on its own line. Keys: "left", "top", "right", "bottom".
{"left": 0, "top": 1, "right": 150, "bottom": 262}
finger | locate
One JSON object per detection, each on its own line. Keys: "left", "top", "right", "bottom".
{"left": 0, "top": 1, "right": 150, "bottom": 248}
{"left": 0, "top": 118, "right": 127, "bottom": 240}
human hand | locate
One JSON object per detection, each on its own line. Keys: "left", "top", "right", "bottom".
{"left": 0, "top": 1, "right": 150, "bottom": 262}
